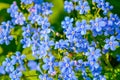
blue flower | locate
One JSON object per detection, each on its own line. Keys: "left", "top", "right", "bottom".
{"left": 64, "top": 1, "right": 74, "bottom": 13}
{"left": 55, "top": 39, "right": 69, "bottom": 50}
{"left": 108, "top": 14, "right": 119, "bottom": 26}
{"left": 104, "top": 14, "right": 120, "bottom": 36}
{"left": 28, "top": 4, "right": 42, "bottom": 15}
{"left": 31, "top": 31, "right": 41, "bottom": 48}
{"left": 42, "top": 56, "right": 58, "bottom": 74}
{"left": 40, "top": 38, "right": 54, "bottom": 50}
{"left": 104, "top": 36, "right": 119, "bottom": 51}
{"left": 28, "top": 14, "right": 40, "bottom": 24}
{"left": 32, "top": 45, "right": 48, "bottom": 59}
{"left": 59, "top": 57, "right": 74, "bottom": 73}
{"left": 63, "top": 71, "right": 77, "bottom": 80}
{"left": 39, "top": 74, "right": 53, "bottom": 80}
{"left": 41, "top": 2, "right": 53, "bottom": 16}
{"left": 90, "top": 18, "right": 106, "bottom": 32}
{"left": 61, "top": 16, "right": 74, "bottom": 29}
{"left": 88, "top": 60, "right": 102, "bottom": 77}
{"left": 75, "top": 1, "right": 90, "bottom": 14}
{"left": 102, "top": 17, "right": 114, "bottom": 36}
{"left": 65, "top": 27, "right": 78, "bottom": 42}
{"left": 16, "top": 65, "right": 25, "bottom": 71}
{"left": 7, "top": 2, "right": 18, "bottom": 17}
{"left": 0, "top": 29, "right": 13, "bottom": 45}
{"left": 37, "top": 17, "right": 50, "bottom": 29}
{"left": 12, "top": 12, "right": 25, "bottom": 25}
{"left": 102, "top": 2, "right": 113, "bottom": 15}
{"left": 1, "top": 21, "right": 13, "bottom": 29}
{"left": 74, "top": 60, "right": 85, "bottom": 72}
{"left": 75, "top": 20, "right": 90, "bottom": 35}
{"left": 0, "top": 21, "right": 14, "bottom": 45}
{"left": 11, "top": 51, "right": 26, "bottom": 65}
{"left": 85, "top": 47, "right": 101, "bottom": 61}
{"left": 22, "top": 24, "right": 34, "bottom": 37}
{"left": 40, "top": 28, "right": 51, "bottom": 39}
{"left": 2, "top": 58, "right": 14, "bottom": 73}
{"left": 9, "top": 70, "right": 22, "bottom": 80}
{"left": 21, "top": 37, "right": 31, "bottom": 48}
{"left": 95, "top": 0, "right": 113, "bottom": 15}
{"left": 74, "top": 38, "right": 89, "bottom": 53}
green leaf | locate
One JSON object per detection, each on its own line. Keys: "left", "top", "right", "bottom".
{"left": 0, "top": 3, "right": 10, "bottom": 11}
{"left": 22, "top": 70, "right": 38, "bottom": 80}
{"left": 22, "top": 47, "right": 36, "bottom": 60}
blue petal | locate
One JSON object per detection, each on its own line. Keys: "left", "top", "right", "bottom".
{"left": 110, "top": 36, "right": 115, "bottom": 41}
{"left": 43, "top": 58, "right": 49, "bottom": 63}
{"left": 104, "top": 44, "right": 109, "bottom": 49}
{"left": 42, "top": 64, "right": 49, "bottom": 70}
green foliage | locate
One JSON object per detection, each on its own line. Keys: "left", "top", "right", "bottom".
{"left": 0, "top": 3, "right": 9, "bottom": 11}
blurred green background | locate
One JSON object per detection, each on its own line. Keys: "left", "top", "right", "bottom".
{"left": 0, "top": 0, "right": 120, "bottom": 80}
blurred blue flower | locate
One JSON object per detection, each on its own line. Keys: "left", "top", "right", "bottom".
{"left": 0, "top": 66, "right": 5, "bottom": 74}
{"left": 7, "top": 2, "right": 18, "bottom": 17}
{"left": 116, "top": 55, "right": 120, "bottom": 62}
{"left": 28, "top": 60, "right": 40, "bottom": 71}
{"left": 64, "top": 1, "right": 74, "bottom": 13}
{"left": 12, "top": 12, "right": 25, "bottom": 25}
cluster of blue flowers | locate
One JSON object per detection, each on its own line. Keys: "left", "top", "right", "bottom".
{"left": 0, "top": 0, "right": 120, "bottom": 80}
{"left": 64, "top": 0, "right": 90, "bottom": 14}
{"left": 20, "top": 1, "right": 54, "bottom": 59}
{"left": 93, "top": 0, "right": 113, "bottom": 15}
{"left": 0, "top": 52, "right": 25, "bottom": 80}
